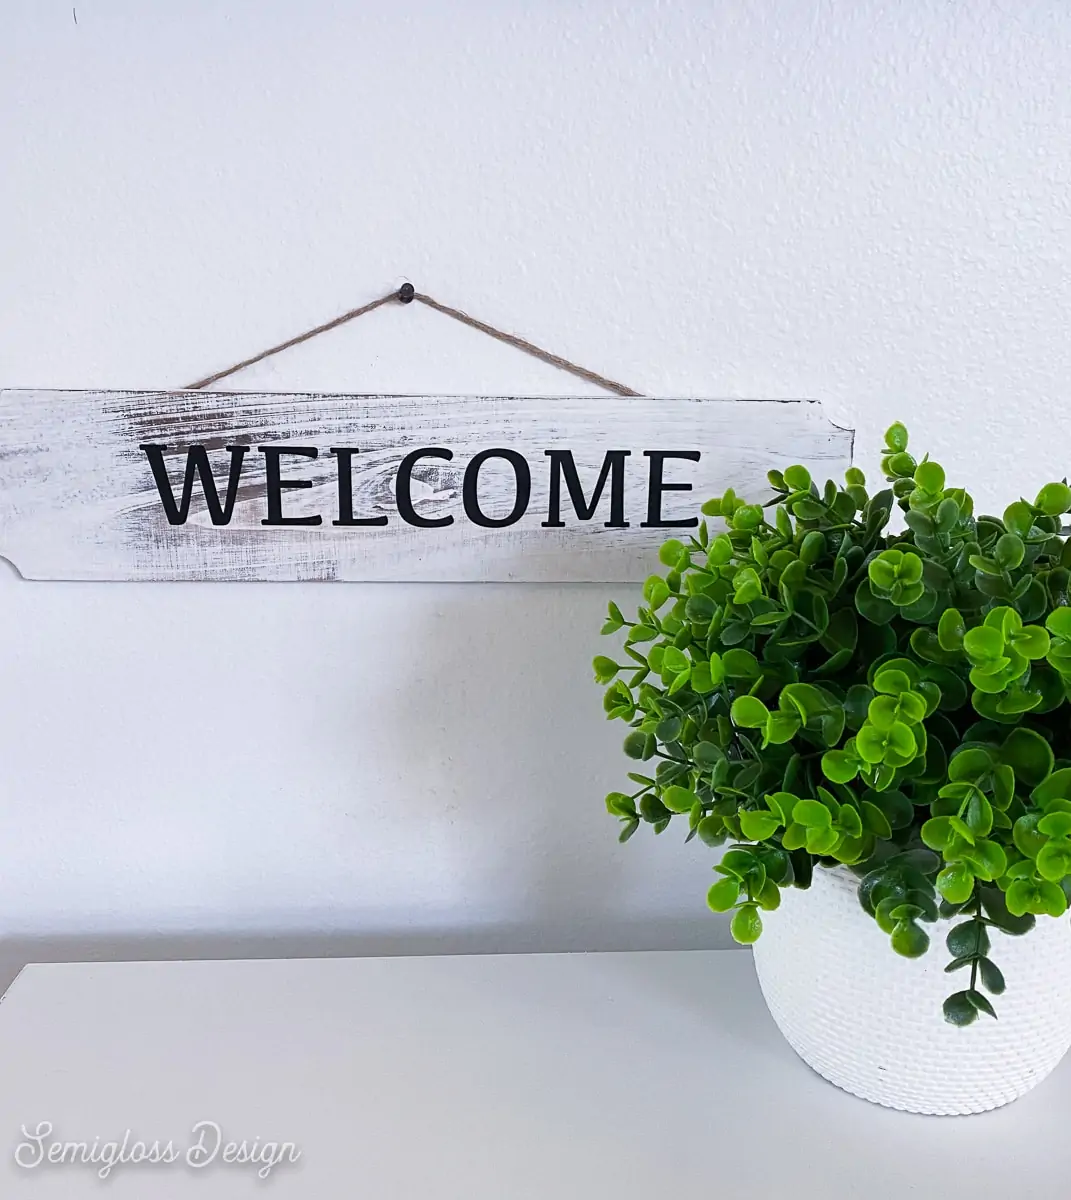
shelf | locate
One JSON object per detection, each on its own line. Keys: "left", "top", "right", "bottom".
{"left": 0, "top": 949, "right": 1064, "bottom": 1196}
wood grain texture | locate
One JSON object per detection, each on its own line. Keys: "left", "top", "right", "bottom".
{"left": 0, "top": 391, "right": 853, "bottom": 581}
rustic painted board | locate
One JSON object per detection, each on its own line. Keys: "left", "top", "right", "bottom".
{"left": 0, "top": 391, "right": 853, "bottom": 582}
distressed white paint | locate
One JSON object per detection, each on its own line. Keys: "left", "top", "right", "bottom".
{"left": 0, "top": 390, "right": 851, "bottom": 582}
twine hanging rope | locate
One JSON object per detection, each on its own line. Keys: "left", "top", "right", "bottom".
{"left": 184, "top": 283, "right": 642, "bottom": 397}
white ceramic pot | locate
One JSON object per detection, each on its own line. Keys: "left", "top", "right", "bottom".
{"left": 751, "top": 864, "right": 1071, "bottom": 1114}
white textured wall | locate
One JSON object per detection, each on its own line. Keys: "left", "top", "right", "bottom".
{"left": 2, "top": 1, "right": 1070, "bottom": 981}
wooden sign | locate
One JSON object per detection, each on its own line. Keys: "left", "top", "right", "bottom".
{"left": 0, "top": 390, "right": 853, "bottom": 582}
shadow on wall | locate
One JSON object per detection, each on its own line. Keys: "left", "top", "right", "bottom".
{"left": 380, "top": 580, "right": 633, "bottom": 940}
{"left": 373, "top": 580, "right": 732, "bottom": 952}
{"left": 0, "top": 584, "right": 733, "bottom": 999}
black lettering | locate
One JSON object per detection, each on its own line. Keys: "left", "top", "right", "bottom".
{"left": 259, "top": 446, "right": 322, "bottom": 526}
{"left": 329, "top": 448, "right": 387, "bottom": 526}
{"left": 139, "top": 443, "right": 249, "bottom": 526}
{"left": 641, "top": 450, "right": 700, "bottom": 527}
{"left": 396, "top": 448, "right": 454, "bottom": 528}
{"left": 463, "top": 449, "right": 531, "bottom": 528}
{"left": 542, "top": 450, "right": 630, "bottom": 528}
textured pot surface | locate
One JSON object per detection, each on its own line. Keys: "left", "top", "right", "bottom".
{"left": 751, "top": 865, "right": 1071, "bottom": 1114}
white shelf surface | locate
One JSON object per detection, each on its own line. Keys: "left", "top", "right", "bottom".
{"left": 0, "top": 949, "right": 1066, "bottom": 1197}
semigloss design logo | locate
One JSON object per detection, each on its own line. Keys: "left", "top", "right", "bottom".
{"left": 14, "top": 1120, "right": 302, "bottom": 1180}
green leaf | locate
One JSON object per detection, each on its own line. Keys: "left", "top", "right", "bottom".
{"left": 762, "top": 792, "right": 795, "bottom": 824}
{"left": 994, "top": 533, "right": 1025, "bottom": 571}
{"left": 935, "top": 496, "right": 960, "bottom": 533}
{"left": 949, "top": 815, "right": 976, "bottom": 845}
{"left": 799, "top": 530, "right": 825, "bottom": 565}
{"left": 855, "top": 725, "right": 887, "bottom": 765}
{"left": 868, "top": 788, "right": 915, "bottom": 830}
{"left": 1006, "top": 878, "right": 1037, "bottom": 917}
{"left": 605, "top": 792, "right": 637, "bottom": 818}
{"left": 622, "top": 731, "right": 651, "bottom": 759}
{"left": 1001, "top": 727, "right": 1055, "bottom": 787}
{"left": 822, "top": 741, "right": 860, "bottom": 780}
{"left": 659, "top": 539, "right": 687, "bottom": 567}
{"left": 948, "top": 747, "right": 993, "bottom": 783}
{"left": 977, "top": 957, "right": 1006, "bottom": 996}
{"left": 731, "top": 504, "right": 763, "bottom": 532}
{"left": 764, "top": 711, "right": 801, "bottom": 745}
{"left": 1013, "top": 813, "right": 1048, "bottom": 860}
{"left": 689, "top": 662, "right": 715, "bottom": 694}
{"left": 1038, "top": 812, "right": 1071, "bottom": 838}
{"left": 707, "top": 535, "right": 733, "bottom": 566}
{"left": 979, "top": 886, "right": 1035, "bottom": 935}
{"left": 921, "top": 816, "right": 953, "bottom": 851}
{"left": 966, "top": 989, "right": 997, "bottom": 1020}
{"left": 733, "top": 567, "right": 763, "bottom": 605}
{"left": 843, "top": 684, "right": 875, "bottom": 728}
{"left": 730, "top": 904, "right": 763, "bottom": 944}
{"left": 891, "top": 920, "right": 929, "bottom": 958}
{"left": 964, "top": 791, "right": 994, "bottom": 838}
{"left": 1046, "top": 607, "right": 1071, "bottom": 639}
{"left": 739, "top": 810, "right": 782, "bottom": 842}
{"left": 860, "top": 800, "right": 892, "bottom": 839}
{"left": 1036, "top": 482, "right": 1071, "bottom": 516}
{"left": 685, "top": 593, "right": 717, "bottom": 623}
{"left": 618, "top": 818, "right": 640, "bottom": 842}
{"left": 643, "top": 575, "right": 671, "bottom": 609}
{"left": 661, "top": 646, "right": 689, "bottom": 677}
{"left": 723, "top": 648, "right": 761, "bottom": 678}
{"left": 662, "top": 785, "right": 698, "bottom": 814}
{"left": 1012, "top": 624, "right": 1051, "bottom": 660}
{"left": 603, "top": 600, "right": 625, "bottom": 631}
{"left": 708, "top": 653, "right": 726, "bottom": 686}
{"left": 1003, "top": 501, "right": 1034, "bottom": 538}
{"left": 731, "top": 695, "right": 770, "bottom": 729}
{"left": 754, "top": 877, "right": 781, "bottom": 911}
{"left": 836, "top": 803, "right": 863, "bottom": 839}
{"left": 707, "top": 877, "right": 740, "bottom": 912}
{"left": 937, "top": 607, "right": 966, "bottom": 652}
{"left": 697, "top": 815, "right": 726, "bottom": 847}
{"left": 966, "top": 839, "right": 1007, "bottom": 882}
{"left": 1036, "top": 839, "right": 1071, "bottom": 883}
{"left": 693, "top": 741, "right": 725, "bottom": 769}
{"left": 655, "top": 715, "right": 682, "bottom": 742}
{"left": 855, "top": 580, "right": 896, "bottom": 625}
{"left": 947, "top": 920, "right": 990, "bottom": 959}
{"left": 1038, "top": 880, "right": 1068, "bottom": 917}
{"left": 944, "top": 954, "right": 973, "bottom": 973}
{"left": 793, "top": 798, "right": 832, "bottom": 829}
{"left": 778, "top": 683, "right": 832, "bottom": 722}
{"left": 593, "top": 655, "right": 621, "bottom": 684}
{"left": 963, "top": 625, "right": 1004, "bottom": 661}
{"left": 943, "top": 991, "right": 979, "bottom": 1027}
{"left": 781, "top": 822, "right": 807, "bottom": 851}
{"left": 639, "top": 794, "right": 671, "bottom": 823}
{"left": 914, "top": 460, "right": 945, "bottom": 493}
{"left": 887, "top": 721, "right": 916, "bottom": 759}
{"left": 1031, "top": 767, "right": 1071, "bottom": 806}
{"left": 626, "top": 624, "right": 659, "bottom": 644}
{"left": 936, "top": 862, "right": 974, "bottom": 905}
{"left": 873, "top": 668, "right": 912, "bottom": 696}
{"left": 805, "top": 826, "right": 839, "bottom": 855}
{"left": 783, "top": 464, "right": 812, "bottom": 491}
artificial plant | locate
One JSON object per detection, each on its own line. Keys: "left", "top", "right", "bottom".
{"left": 594, "top": 424, "right": 1071, "bottom": 1025}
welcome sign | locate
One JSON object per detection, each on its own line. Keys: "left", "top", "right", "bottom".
{"left": 0, "top": 391, "right": 852, "bottom": 581}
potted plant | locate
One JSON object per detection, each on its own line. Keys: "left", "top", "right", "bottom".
{"left": 594, "top": 424, "right": 1071, "bottom": 1114}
